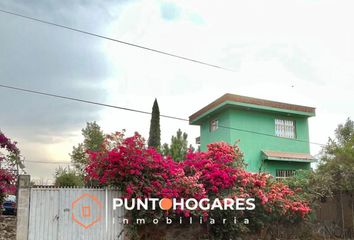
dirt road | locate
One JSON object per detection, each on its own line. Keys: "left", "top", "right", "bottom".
{"left": 0, "top": 215, "right": 16, "bottom": 240}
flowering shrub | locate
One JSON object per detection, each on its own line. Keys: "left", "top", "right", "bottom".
{"left": 86, "top": 132, "right": 206, "bottom": 218}
{"left": 181, "top": 142, "right": 310, "bottom": 237}
{"left": 0, "top": 168, "right": 16, "bottom": 195}
{"left": 232, "top": 171, "right": 310, "bottom": 218}
{"left": 183, "top": 142, "right": 244, "bottom": 194}
{"left": 183, "top": 144, "right": 310, "bottom": 218}
{"left": 0, "top": 132, "right": 20, "bottom": 156}
{"left": 85, "top": 132, "right": 311, "bottom": 237}
{"left": 0, "top": 131, "right": 19, "bottom": 205}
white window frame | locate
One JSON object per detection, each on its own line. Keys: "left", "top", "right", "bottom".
{"left": 210, "top": 119, "right": 218, "bottom": 132}
{"left": 275, "top": 119, "right": 296, "bottom": 139}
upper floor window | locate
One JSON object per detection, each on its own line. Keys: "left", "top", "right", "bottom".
{"left": 210, "top": 119, "right": 218, "bottom": 132}
{"left": 275, "top": 119, "right": 295, "bottom": 138}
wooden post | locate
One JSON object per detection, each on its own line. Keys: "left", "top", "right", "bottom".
{"left": 340, "top": 190, "right": 345, "bottom": 234}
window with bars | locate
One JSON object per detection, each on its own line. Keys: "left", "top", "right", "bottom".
{"left": 275, "top": 119, "right": 296, "bottom": 138}
{"left": 210, "top": 119, "right": 218, "bottom": 132}
{"left": 276, "top": 169, "right": 295, "bottom": 179}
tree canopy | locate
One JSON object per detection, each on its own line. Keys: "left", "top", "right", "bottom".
{"left": 70, "top": 121, "right": 104, "bottom": 174}
{"left": 283, "top": 118, "right": 354, "bottom": 205}
{"left": 317, "top": 118, "right": 354, "bottom": 193}
{"left": 162, "top": 129, "right": 190, "bottom": 162}
{"left": 54, "top": 166, "right": 84, "bottom": 187}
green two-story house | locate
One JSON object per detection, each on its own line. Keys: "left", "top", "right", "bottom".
{"left": 189, "top": 93, "right": 316, "bottom": 178}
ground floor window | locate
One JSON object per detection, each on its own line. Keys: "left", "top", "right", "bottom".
{"left": 276, "top": 169, "right": 295, "bottom": 179}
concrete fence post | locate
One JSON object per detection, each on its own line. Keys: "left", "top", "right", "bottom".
{"left": 16, "top": 175, "right": 31, "bottom": 240}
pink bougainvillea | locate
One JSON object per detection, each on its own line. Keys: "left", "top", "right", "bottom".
{"left": 182, "top": 142, "right": 310, "bottom": 218}
{"left": 0, "top": 132, "right": 20, "bottom": 156}
{"left": 0, "top": 168, "right": 16, "bottom": 196}
{"left": 86, "top": 132, "right": 206, "bottom": 200}
{"left": 229, "top": 170, "right": 311, "bottom": 218}
{"left": 85, "top": 132, "right": 310, "bottom": 220}
{"left": 183, "top": 142, "right": 243, "bottom": 194}
{"left": 0, "top": 131, "right": 19, "bottom": 198}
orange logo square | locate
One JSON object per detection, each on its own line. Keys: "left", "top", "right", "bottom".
{"left": 82, "top": 206, "right": 91, "bottom": 218}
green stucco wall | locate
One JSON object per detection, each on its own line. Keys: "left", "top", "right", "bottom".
{"left": 198, "top": 107, "right": 311, "bottom": 175}
{"left": 200, "top": 110, "right": 231, "bottom": 149}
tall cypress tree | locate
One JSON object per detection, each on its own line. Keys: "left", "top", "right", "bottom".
{"left": 148, "top": 99, "right": 161, "bottom": 149}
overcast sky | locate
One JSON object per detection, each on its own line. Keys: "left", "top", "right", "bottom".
{"left": 0, "top": 0, "right": 353, "bottom": 182}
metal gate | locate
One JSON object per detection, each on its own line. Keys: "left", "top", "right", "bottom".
{"left": 28, "top": 187, "right": 124, "bottom": 240}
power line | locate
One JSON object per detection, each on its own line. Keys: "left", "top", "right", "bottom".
{"left": 0, "top": 84, "right": 188, "bottom": 121}
{"left": 25, "top": 160, "right": 71, "bottom": 164}
{"left": 218, "top": 125, "right": 325, "bottom": 146}
{"left": 0, "top": 8, "right": 233, "bottom": 72}
{"left": 0, "top": 83, "right": 325, "bottom": 146}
